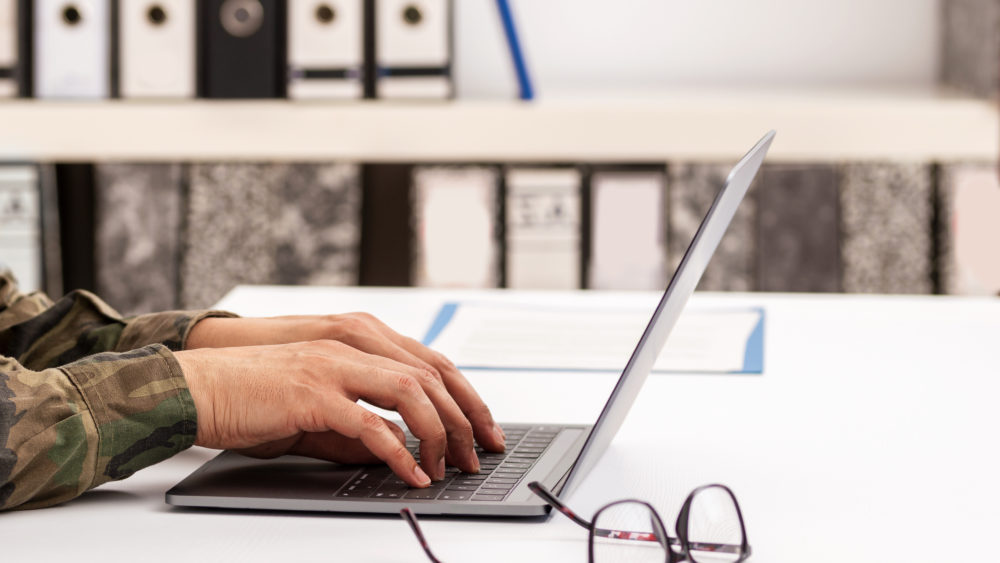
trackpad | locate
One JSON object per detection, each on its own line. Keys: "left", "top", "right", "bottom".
{"left": 172, "top": 451, "right": 361, "bottom": 500}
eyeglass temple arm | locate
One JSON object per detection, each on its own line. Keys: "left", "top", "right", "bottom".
{"left": 528, "top": 481, "right": 744, "bottom": 554}
{"left": 400, "top": 508, "right": 444, "bottom": 563}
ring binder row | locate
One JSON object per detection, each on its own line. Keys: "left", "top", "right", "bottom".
{"left": 0, "top": 0, "right": 452, "bottom": 99}
{"left": 2, "top": 161, "right": 997, "bottom": 313}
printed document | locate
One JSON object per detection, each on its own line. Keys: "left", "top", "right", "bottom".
{"left": 422, "top": 302, "right": 764, "bottom": 374}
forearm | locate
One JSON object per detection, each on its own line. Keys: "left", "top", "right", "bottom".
{"left": 0, "top": 347, "right": 196, "bottom": 511}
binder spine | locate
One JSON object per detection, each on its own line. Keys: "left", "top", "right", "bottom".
{"left": 198, "top": 0, "right": 287, "bottom": 99}
{"left": 668, "top": 162, "right": 757, "bottom": 292}
{"left": 839, "top": 163, "right": 934, "bottom": 294}
{"left": 182, "top": 163, "right": 361, "bottom": 308}
{"left": 119, "top": 0, "right": 196, "bottom": 98}
{"left": 587, "top": 166, "right": 669, "bottom": 291}
{"left": 0, "top": 0, "right": 16, "bottom": 96}
{"left": 755, "top": 165, "right": 841, "bottom": 293}
{"left": 373, "top": 0, "right": 452, "bottom": 99}
{"left": 412, "top": 166, "right": 501, "bottom": 288}
{"left": 95, "top": 164, "right": 185, "bottom": 314}
{"left": 504, "top": 166, "right": 583, "bottom": 290}
{"left": 0, "top": 165, "right": 42, "bottom": 292}
{"left": 287, "top": 0, "right": 364, "bottom": 99}
{"left": 32, "top": 0, "right": 112, "bottom": 99}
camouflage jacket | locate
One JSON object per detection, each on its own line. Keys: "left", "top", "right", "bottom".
{"left": 0, "top": 271, "right": 235, "bottom": 511}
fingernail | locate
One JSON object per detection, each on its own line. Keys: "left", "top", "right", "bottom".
{"left": 437, "top": 457, "right": 446, "bottom": 480}
{"left": 494, "top": 424, "right": 506, "bottom": 449}
{"left": 413, "top": 465, "right": 431, "bottom": 487}
{"left": 465, "top": 450, "right": 481, "bottom": 473}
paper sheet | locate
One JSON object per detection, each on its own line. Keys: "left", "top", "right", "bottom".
{"left": 422, "top": 301, "right": 764, "bottom": 374}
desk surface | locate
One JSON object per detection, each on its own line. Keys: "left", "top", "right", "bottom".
{"left": 4, "top": 287, "right": 999, "bottom": 563}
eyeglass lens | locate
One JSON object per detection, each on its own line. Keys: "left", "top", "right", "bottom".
{"left": 683, "top": 486, "right": 745, "bottom": 563}
{"left": 591, "top": 500, "right": 669, "bottom": 563}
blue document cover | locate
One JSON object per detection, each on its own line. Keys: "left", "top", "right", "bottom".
{"left": 422, "top": 301, "right": 764, "bottom": 375}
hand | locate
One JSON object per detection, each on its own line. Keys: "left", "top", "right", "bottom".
{"left": 180, "top": 314, "right": 506, "bottom": 484}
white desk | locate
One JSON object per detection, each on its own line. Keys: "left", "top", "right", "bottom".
{"left": 4, "top": 287, "right": 999, "bottom": 562}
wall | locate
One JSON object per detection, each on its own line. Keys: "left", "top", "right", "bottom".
{"left": 455, "top": 0, "right": 942, "bottom": 98}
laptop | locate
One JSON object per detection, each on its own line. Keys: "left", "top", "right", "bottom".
{"left": 166, "top": 130, "right": 775, "bottom": 517}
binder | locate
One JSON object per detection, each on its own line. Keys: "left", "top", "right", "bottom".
{"left": 412, "top": 166, "right": 500, "bottom": 288}
{"left": 755, "top": 165, "right": 840, "bottom": 293}
{"left": 939, "top": 165, "right": 1000, "bottom": 295}
{"left": 182, "top": 163, "right": 361, "bottom": 308}
{"left": 95, "top": 164, "right": 184, "bottom": 314}
{"left": 374, "top": 0, "right": 451, "bottom": 99}
{"left": 505, "top": 167, "right": 582, "bottom": 290}
{"left": 119, "top": 0, "right": 196, "bottom": 98}
{"left": 0, "top": 0, "right": 16, "bottom": 97}
{"left": 0, "top": 165, "right": 41, "bottom": 292}
{"left": 941, "top": 0, "right": 998, "bottom": 98}
{"left": 33, "top": 0, "right": 111, "bottom": 98}
{"left": 358, "top": 163, "right": 413, "bottom": 286}
{"left": 54, "top": 163, "right": 96, "bottom": 292}
{"left": 288, "top": 0, "right": 363, "bottom": 99}
{"left": 668, "top": 163, "right": 756, "bottom": 291}
{"left": 199, "top": 0, "right": 286, "bottom": 99}
{"left": 839, "top": 163, "right": 933, "bottom": 294}
{"left": 588, "top": 168, "right": 667, "bottom": 291}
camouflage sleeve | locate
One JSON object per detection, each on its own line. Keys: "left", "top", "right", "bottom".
{"left": 0, "top": 271, "right": 237, "bottom": 510}
{"left": 0, "top": 346, "right": 195, "bottom": 511}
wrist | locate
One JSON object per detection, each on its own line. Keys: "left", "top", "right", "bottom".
{"left": 173, "top": 349, "right": 216, "bottom": 447}
{"left": 185, "top": 317, "right": 227, "bottom": 349}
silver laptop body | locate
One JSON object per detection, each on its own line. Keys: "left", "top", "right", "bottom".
{"left": 166, "top": 131, "right": 775, "bottom": 517}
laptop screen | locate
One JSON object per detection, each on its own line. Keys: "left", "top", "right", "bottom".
{"left": 559, "top": 131, "right": 775, "bottom": 497}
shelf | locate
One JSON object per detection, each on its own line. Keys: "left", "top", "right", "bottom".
{"left": 1, "top": 90, "right": 997, "bottom": 163}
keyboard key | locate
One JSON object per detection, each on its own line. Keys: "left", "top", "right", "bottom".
{"left": 371, "top": 486, "right": 407, "bottom": 499}
{"left": 445, "top": 485, "right": 480, "bottom": 492}
{"left": 454, "top": 479, "right": 488, "bottom": 487}
{"left": 337, "top": 485, "right": 375, "bottom": 498}
{"left": 494, "top": 471, "right": 526, "bottom": 478}
{"left": 439, "top": 491, "right": 472, "bottom": 501}
{"left": 481, "top": 483, "right": 514, "bottom": 491}
{"left": 500, "top": 462, "right": 531, "bottom": 469}
{"left": 404, "top": 489, "right": 443, "bottom": 500}
{"left": 486, "top": 478, "right": 519, "bottom": 484}
{"left": 471, "top": 494, "right": 506, "bottom": 502}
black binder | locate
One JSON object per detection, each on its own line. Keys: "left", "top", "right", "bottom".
{"left": 199, "top": 0, "right": 287, "bottom": 98}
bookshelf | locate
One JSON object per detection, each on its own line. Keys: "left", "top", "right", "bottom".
{"left": 0, "top": 89, "right": 996, "bottom": 163}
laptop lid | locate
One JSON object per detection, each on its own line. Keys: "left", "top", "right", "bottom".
{"left": 558, "top": 130, "right": 775, "bottom": 498}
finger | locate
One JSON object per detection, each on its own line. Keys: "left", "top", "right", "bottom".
{"left": 358, "top": 318, "right": 506, "bottom": 453}
{"left": 399, "top": 340, "right": 506, "bottom": 453}
{"left": 291, "top": 419, "right": 407, "bottom": 465}
{"left": 326, "top": 399, "right": 431, "bottom": 487}
{"left": 340, "top": 362, "right": 449, "bottom": 481}
{"left": 331, "top": 342, "right": 480, "bottom": 474}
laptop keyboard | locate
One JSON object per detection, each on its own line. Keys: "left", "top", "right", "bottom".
{"left": 334, "top": 425, "right": 559, "bottom": 502}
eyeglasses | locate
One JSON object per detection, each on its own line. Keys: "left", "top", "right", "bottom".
{"left": 401, "top": 480, "right": 751, "bottom": 563}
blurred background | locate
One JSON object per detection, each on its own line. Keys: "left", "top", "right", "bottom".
{"left": 0, "top": 0, "right": 997, "bottom": 315}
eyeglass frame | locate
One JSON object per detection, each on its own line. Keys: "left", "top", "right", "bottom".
{"left": 400, "top": 480, "right": 752, "bottom": 563}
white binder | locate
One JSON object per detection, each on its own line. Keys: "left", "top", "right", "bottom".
{"left": 375, "top": 0, "right": 451, "bottom": 99}
{"left": 288, "top": 0, "right": 363, "bottom": 99}
{"left": 948, "top": 165, "right": 1000, "bottom": 295}
{"left": 0, "top": 0, "right": 16, "bottom": 97}
{"left": 33, "top": 0, "right": 110, "bottom": 98}
{"left": 119, "top": 0, "right": 196, "bottom": 98}
{"left": 588, "top": 170, "right": 668, "bottom": 290}
{"left": 505, "top": 168, "right": 582, "bottom": 290}
{"left": 0, "top": 166, "right": 41, "bottom": 292}
{"left": 413, "top": 167, "right": 499, "bottom": 288}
